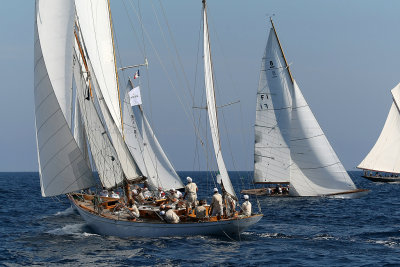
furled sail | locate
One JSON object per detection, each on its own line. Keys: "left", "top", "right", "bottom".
{"left": 289, "top": 80, "right": 356, "bottom": 196}
{"left": 75, "top": 0, "right": 122, "bottom": 133}
{"left": 123, "top": 81, "right": 184, "bottom": 190}
{"left": 358, "top": 83, "right": 400, "bottom": 173}
{"left": 34, "top": 0, "right": 96, "bottom": 197}
{"left": 254, "top": 29, "right": 292, "bottom": 184}
{"left": 73, "top": 50, "right": 124, "bottom": 189}
{"left": 202, "top": 2, "right": 236, "bottom": 199}
{"left": 254, "top": 21, "right": 357, "bottom": 196}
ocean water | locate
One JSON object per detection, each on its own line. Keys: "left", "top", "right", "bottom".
{"left": 1, "top": 171, "right": 400, "bottom": 266}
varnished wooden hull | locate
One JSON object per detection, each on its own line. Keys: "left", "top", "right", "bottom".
{"left": 362, "top": 175, "right": 400, "bottom": 183}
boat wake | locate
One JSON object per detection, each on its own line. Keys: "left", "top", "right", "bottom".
{"left": 54, "top": 206, "right": 76, "bottom": 217}
{"left": 47, "top": 223, "right": 98, "bottom": 237}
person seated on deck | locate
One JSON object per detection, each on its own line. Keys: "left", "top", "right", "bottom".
{"left": 142, "top": 187, "right": 152, "bottom": 199}
{"left": 110, "top": 191, "right": 120, "bottom": 199}
{"left": 99, "top": 189, "right": 108, "bottom": 197}
{"left": 164, "top": 206, "right": 180, "bottom": 224}
{"left": 239, "top": 195, "right": 252, "bottom": 217}
{"left": 209, "top": 188, "right": 223, "bottom": 220}
{"left": 194, "top": 200, "right": 208, "bottom": 219}
{"left": 156, "top": 187, "right": 166, "bottom": 199}
{"left": 184, "top": 177, "right": 198, "bottom": 209}
{"left": 130, "top": 202, "right": 140, "bottom": 220}
{"left": 167, "top": 188, "right": 180, "bottom": 205}
{"left": 132, "top": 189, "right": 145, "bottom": 204}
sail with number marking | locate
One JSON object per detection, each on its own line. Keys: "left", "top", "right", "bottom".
{"left": 254, "top": 21, "right": 358, "bottom": 196}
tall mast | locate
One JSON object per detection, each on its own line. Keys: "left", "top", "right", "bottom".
{"left": 270, "top": 17, "right": 294, "bottom": 84}
{"left": 107, "top": 0, "right": 124, "bottom": 135}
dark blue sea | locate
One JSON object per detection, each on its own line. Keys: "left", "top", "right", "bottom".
{"left": 1, "top": 171, "right": 400, "bottom": 266}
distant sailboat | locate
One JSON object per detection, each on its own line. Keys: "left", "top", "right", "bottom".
{"left": 242, "top": 18, "right": 367, "bottom": 198}
{"left": 34, "top": 0, "right": 261, "bottom": 238}
{"left": 357, "top": 83, "right": 400, "bottom": 182}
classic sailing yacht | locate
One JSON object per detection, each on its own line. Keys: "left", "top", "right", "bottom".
{"left": 34, "top": 0, "right": 261, "bottom": 237}
{"left": 357, "top": 83, "right": 400, "bottom": 182}
{"left": 243, "top": 19, "right": 367, "bottom": 198}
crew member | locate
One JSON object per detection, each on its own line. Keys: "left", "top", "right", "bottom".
{"left": 164, "top": 206, "right": 180, "bottom": 224}
{"left": 209, "top": 188, "right": 223, "bottom": 219}
{"left": 240, "top": 195, "right": 252, "bottom": 217}
{"left": 194, "top": 199, "right": 207, "bottom": 219}
{"left": 184, "top": 176, "right": 198, "bottom": 209}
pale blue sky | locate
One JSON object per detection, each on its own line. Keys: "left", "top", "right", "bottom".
{"left": 1, "top": 0, "right": 399, "bottom": 171}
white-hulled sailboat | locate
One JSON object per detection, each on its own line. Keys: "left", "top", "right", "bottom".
{"left": 34, "top": 0, "right": 261, "bottom": 238}
{"left": 242, "top": 19, "right": 368, "bottom": 198}
{"left": 357, "top": 83, "right": 400, "bottom": 182}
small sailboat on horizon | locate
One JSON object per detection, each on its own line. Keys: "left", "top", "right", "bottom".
{"left": 242, "top": 18, "right": 368, "bottom": 198}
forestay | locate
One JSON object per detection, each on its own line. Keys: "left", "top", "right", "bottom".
{"left": 358, "top": 83, "right": 400, "bottom": 174}
{"left": 123, "top": 82, "right": 184, "bottom": 190}
{"left": 34, "top": 0, "right": 96, "bottom": 197}
{"left": 254, "top": 29, "right": 292, "bottom": 184}
{"left": 202, "top": 4, "right": 236, "bottom": 199}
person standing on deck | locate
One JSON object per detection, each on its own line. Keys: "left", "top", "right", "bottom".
{"left": 184, "top": 177, "right": 198, "bottom": 209}
{"left": 209, "top": 188, "right": 223, "bottom": 219}
{"left": 240, "top": 195, "right": 252, "bottom": 217}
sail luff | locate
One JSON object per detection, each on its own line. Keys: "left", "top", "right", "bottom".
{"left": 202, "top": 1, "right": 236, "bottom": 199}
{"left": 253, "top": 28, "right": 292, "bottom": 184}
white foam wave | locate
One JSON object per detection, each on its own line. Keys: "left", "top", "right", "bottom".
{"left": 47, "top": 223, "right": 98, "bottom": 237}
{"left": 54, "top": 206, "right": 76, "bottom": 216}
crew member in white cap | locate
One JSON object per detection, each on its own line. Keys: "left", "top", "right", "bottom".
{"left": 184, "top": 176, "right": 198, "bottom": 209}
{"left": 240, "top": 195, "right": 252, "bottom": 217}
{"left": 209, "top": 188, "right": 223, "bottom": 219}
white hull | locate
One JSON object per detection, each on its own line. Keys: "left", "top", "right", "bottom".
{"left": 71, "top": 199, "right": 262, "bottom": 238}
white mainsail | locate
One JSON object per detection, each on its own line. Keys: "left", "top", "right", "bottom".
{"left": 254, "top": 21, "right": 357, "bottom": 196}
{"left": 75, "top": 0, "right": 123, "bottom": 133}
{"left": 123, "top": 81, "right": 184, "bottom": 190}
{"left": 34, "top": 0, "right": 96, "bottom": 197}
{"left": 202, "top": 2, "right": 236, "bottom": 199}
{"left": 358, "top": 83, "right": 400, "bottom": 173}
{"left": 254, "top": 29, "right": 292, "bottom": 184}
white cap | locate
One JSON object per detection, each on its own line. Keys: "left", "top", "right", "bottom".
{"left": 213, "top": 188, "right": 218, "bottom": 192}
{"left": 187, "top": 177, "right": 192, "bottom": 183}
{"left": 160, "top": 211, "right": 165, "bottom": 216}
{"left": 132, "top": 189, "right": 138, "bottom": 195}
{"left": 170, "top": 188, "right": 175, "bottom": 192}
{"left": 244, "top": 195, "right": 249, "bottom": 200}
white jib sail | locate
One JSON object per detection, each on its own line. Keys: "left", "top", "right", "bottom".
{"left": 254, "top": 29, "right": 292, "bottom": 184}
{"left": 85, "top": 56, "right": 142, "bottom": 182}
{"left": 358, "top": 83, "right": 400, "bottom": 173}
{"left": 75, "top": 0, "right": 122, "bottom": 133}
{"left": 289, "top": 80, "right": 356, "bottom": 196}
{"left": 203, "top": 5, "right": 236, "bottom": 199}
{"left": 73, "top": 51, "right": 124, "bottom": 189}
{"left": 123, "top": 82, "right": 184, "bottom": 190}
{"left": 34, "top": 0, "right": 95, "bottom": 197}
